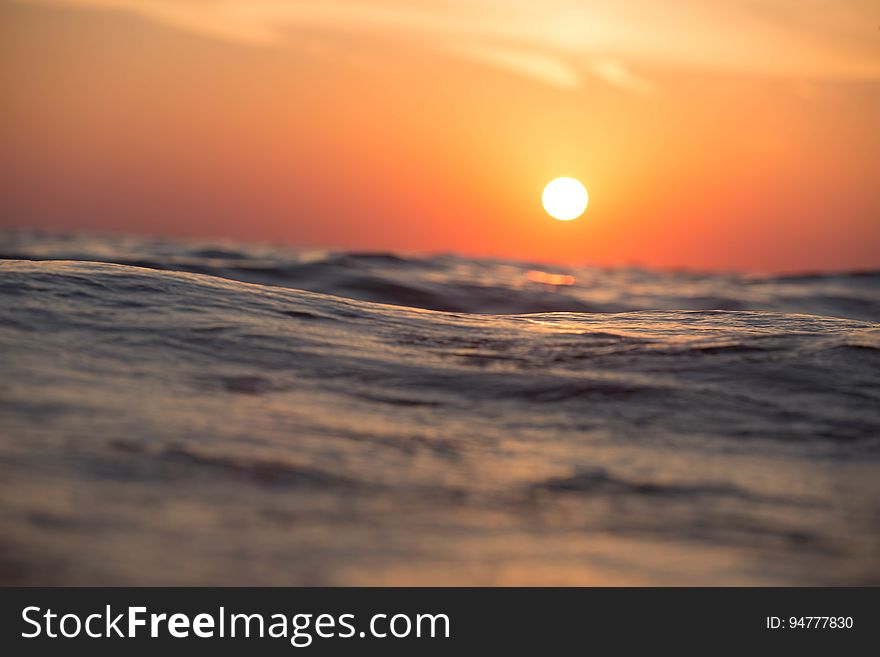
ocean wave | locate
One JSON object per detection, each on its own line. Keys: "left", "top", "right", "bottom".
{"left": 1, "top": 256, "right": 879, "bottom": 585}
{"left": 3, "top": 230, "right": 879, "bottom": 319}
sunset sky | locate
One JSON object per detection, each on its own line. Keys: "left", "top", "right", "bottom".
{"left": 2, "top": 0, "right": 879, "bottom": 271}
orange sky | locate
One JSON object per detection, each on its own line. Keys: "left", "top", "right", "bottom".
{"left": 2, "top": 0, "right": 879, "bottom": 271}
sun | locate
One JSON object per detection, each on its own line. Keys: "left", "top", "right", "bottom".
{"left": 542, "top": 177, "right": 588, "bottom": 221}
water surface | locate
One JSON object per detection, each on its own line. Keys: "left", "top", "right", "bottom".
{"left": 1, "top": 232, "right": 878, "bottom": 584}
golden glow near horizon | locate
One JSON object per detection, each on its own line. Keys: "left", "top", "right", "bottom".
{"left": 542, "top": 178, "right": 588, "bottom": 221}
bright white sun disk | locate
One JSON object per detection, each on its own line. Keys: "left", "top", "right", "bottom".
{"left": 542, "top": 177, "right": 588, "bottom": 221}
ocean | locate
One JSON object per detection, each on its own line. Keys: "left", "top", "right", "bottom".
{"left": 1, "top": 231, "right": 879, "bottom": 584}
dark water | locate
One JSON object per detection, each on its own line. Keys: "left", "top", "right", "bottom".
{"left": 1, "top": 231, "right": 879, "bottom": 585}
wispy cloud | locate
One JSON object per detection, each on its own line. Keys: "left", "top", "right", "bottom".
{"left": 24, "top": 0, "right": 880, "bottom": 92}
{"left": 448, "top": 43, "right": 582, "bottom": 91}
{"left": 590, "top": 58, "right": 653, "bottom": 96}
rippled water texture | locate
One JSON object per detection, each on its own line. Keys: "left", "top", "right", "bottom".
{"left": 1, "top": 232, "right": 879, "bottom": 584}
